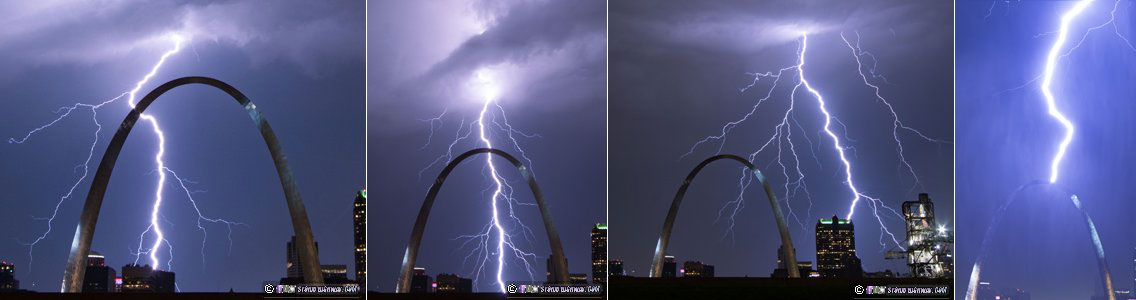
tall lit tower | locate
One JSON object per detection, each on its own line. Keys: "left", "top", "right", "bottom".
{"left": 353, "top": 189, "right": 366, "bottom": 290}
{"left": 591, "top": 223, "right": 607, "bottom": 285}
{"left": 816, "top": 215, "right": 862, "bottom": 278}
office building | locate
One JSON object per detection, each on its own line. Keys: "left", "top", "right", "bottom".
{"left": 816, "top": 215, "right": 862, "bottom": 278}
{"left": 681, "top": 261, "right": 714, "bottom": 278}
{"left": 592, "top": 223, "right": 607, "bottom": 285}
{"left": 410, "top": 267, "right": 432, "bottom": 293}
{"left": 82, "top": 251, "right": 117, "bottom": 292}
{"left": 120, "top": 264, "right": 174, "bottom": 293}
{"left": 662, "top": 255, "right": 677, "bottom": 278}
{"left": 354, "top": 189, "right": 366, "bottom": 290}
{"left": 321, "top": 264, "right": 351, "bottom": 284}
{"left": 0, "top": 261, "right": 18, "bottom": 290}
{"left": 435, "top": 273, "right": 472, "bottom": 293}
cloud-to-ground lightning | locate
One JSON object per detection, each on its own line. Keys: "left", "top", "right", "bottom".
{"left": 685, "top": 31, "right": 948, "bottom": 251}
{"left": 9, "top": 33, "right": 244, "bottom": 289}
{"left": 1041, "top": 0, "right": 1092, "bottom": 184}
{"left": 418, "top": 68, "right": 542, "bottom": 292}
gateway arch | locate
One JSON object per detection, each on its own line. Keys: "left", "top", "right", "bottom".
{"left": 650, "top": 154, "right": 800, "bottom": 278}
{"left": 396, "top": 148, "right": 569, "bottom": 293}
{"left": 61, "top": 76, "right": 323, "bottom": 292}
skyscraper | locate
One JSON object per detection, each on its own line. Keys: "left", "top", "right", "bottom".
{"left": 287, "top": 235, "right": 320, "bottom": 280}
{"left": 816, "top": 215, "right": 862, "bottom": 278}
{"left": 354, "top": 189, "right": 366, "bottom": 290}
{"left": 410, "top": 267, "right": 432, "bottom": 293}
{"left": 662, "top": 255, "right": 677, "bottom": 278}
{"left": 82, "top": 251, "right": 116, "bottom": 292}
{"left": 592, "top": 223, "right": 607, "bottom": 285}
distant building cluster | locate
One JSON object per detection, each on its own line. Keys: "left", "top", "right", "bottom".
{"left": 654, "top": 255, "right": 717, "bottom": 279}
{"left": 408, "top": 221, "right": 605, "bottom": 293}
{"left": 409, "top": 267, "right": 474, "bottom": 293}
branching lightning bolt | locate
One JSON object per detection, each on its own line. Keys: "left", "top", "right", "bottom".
{"left": 840, "top": 31, "right": 951, "bottom": 193}
{"left": 420, "top": 68, "right": 541, "bottom": 292}
{"left": 9, "top": 33, "right": 244, "bottom": 288}
{"left": 686, "top": 32, "right": 949, "bottom": 251}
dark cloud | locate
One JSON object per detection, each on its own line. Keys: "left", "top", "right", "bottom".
{"left": 0, "top": 0, "right": 363, "bottom": 80}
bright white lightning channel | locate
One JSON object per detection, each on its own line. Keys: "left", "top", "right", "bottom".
{"left": 474, "top": 71, "right": 510, "bottom": 293}
{"left": 1042, "top": 0, "right": 1093, "bottom": 184}
{"left": 11, "top": 34, "right": 243, "bottom": 288}
{"left": 688, "top": 32, "right": 926, "bottom": 250}
{"left": 796, "top": 33, "right": 862, "bottom": 220}
{"left": 423, "top": 69, "right": 539, "bottom": 293}
{"left": 126, "top": 34, "right": 185, "bottom": 271}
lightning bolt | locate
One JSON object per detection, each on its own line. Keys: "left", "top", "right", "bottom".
{"left": 421, "top": 68, "right": 541, "bottom": 292}
{"left": 1042, "top": 0, "right": 1093, "bottom": 184}
{"left": 687, "top": 32, "right": 948, "bottom": 251}
{"left": 9, "top": 33, "right": 243, "bottom": 288}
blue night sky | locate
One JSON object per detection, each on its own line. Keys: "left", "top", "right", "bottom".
{"left": 0, "top": 1, "right": 363, "bottom": 292}
{"left": 957, "top": 0, "right": 1136, "bottom": 299}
